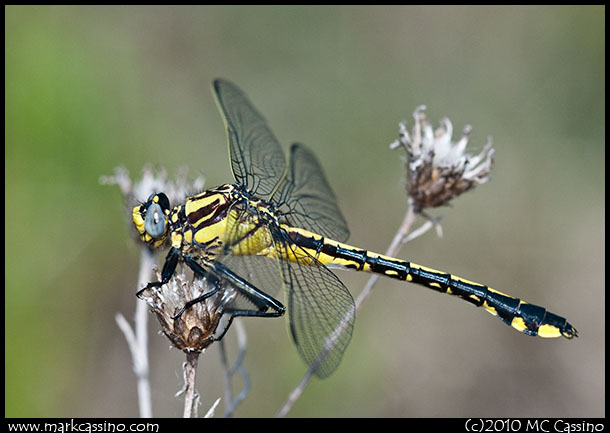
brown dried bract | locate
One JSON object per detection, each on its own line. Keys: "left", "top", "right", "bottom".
{"left": 139, "top": 271, "right": 235, "bottom": 353}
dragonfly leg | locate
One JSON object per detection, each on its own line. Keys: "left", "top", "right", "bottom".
{"left": 213, "top": 261, "right": 286, "bottom": 314}
{"left": 169, "top": 253, "right": 224, "bottom": 319}
{"left": 213, "top": 307, "right": 285, "bottom": 342}
{"left": 210, "top": 262, "right": 286, "bottom": 341}
{"left": 174, "top": 255, "right": 286, "bottom": 324}
{"left": 136, "top": 247, "right": 181, "bottom": 298}
{"left": 171, "top": 277, "right": 223, "bottom": 320}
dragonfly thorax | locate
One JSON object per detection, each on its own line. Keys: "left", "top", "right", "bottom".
{"left": 170, "top": 184, "right": 278, "bottom": 260}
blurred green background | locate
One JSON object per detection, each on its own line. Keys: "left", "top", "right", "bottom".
{"left": 6, "top": 6, "right": 604, "bottom": 418}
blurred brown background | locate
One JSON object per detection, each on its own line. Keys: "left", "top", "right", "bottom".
{"left": 5, "top": 5, "right": 604, "bottom": 417}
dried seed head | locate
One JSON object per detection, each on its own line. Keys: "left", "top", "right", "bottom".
{"left": 390, "top": 106, "right": 495, "bottom": 212}
{"left": 138, "top": 270, "right": 236, "bottom": 353}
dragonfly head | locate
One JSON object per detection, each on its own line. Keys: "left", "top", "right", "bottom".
{"left": 132, "top": 192, "right": 171, "bottom": 249}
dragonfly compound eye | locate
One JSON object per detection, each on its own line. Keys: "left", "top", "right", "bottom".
{"left": 145, "top": 202, "right": 167, "bottom": 238}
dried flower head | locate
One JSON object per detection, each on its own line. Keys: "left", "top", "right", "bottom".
{"left": 390, "top": 106, "right": 494, "bottom": 212}
{"left": 139, "top": 270, "right": 237, "bottom": 353}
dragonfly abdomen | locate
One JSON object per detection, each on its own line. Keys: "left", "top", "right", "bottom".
{"left": 286, "top": 227, "right": 577, "bottom": 340}
{"left": 402, "top": 263, "right": 577, "bottom": 339}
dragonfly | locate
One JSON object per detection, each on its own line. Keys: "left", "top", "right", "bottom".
{"left": 132, "top": 79, "right": 577, "bottom": 378}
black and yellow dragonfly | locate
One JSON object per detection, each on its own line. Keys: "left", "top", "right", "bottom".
{"left": 132, "top": 79, "right": 577, "bottom": 378}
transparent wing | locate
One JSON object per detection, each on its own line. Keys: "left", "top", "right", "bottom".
{"left": 212, "top": 79, "right": 287, "bottom": 196}
{"left": 274, "top": 230, "right": 355, "bottom": 378}
{"left": 272, "top": 143, "right": 350, "bottom": 243}
{"left": 219, "top": 202, "right": 355, "bottom": 378}
{"left": 217, "top": 255, "right": 284, "bottom": 300}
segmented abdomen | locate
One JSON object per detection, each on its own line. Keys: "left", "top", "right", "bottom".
{"left": 285, "top": 226, "right": 577, "bottom": 339}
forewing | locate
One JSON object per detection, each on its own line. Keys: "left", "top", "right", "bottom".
{"left": 272, "top": 143, "right": 350, "bottom": 243}
{"left": 212, "top": 79, "right": 287, "bottom": 196}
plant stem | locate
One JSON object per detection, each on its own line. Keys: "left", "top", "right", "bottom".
{"left": 116, "top": 249, "right": 154, "bottom": 418}
{"left": 183, "top": 351, "right": 200, "bottom": 418}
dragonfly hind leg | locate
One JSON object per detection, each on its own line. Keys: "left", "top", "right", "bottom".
{"left": 172, "top": 255, "right": 286, "bottom": 341}
{"left": 212, "top": 306, "right": 285, "bottom": 342}
{"left": 210, "top": 261, "right": 286, "bottom": 341}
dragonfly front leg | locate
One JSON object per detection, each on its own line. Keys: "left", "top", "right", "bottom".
{"left": 136, "top": 247, "right": 181, "bottom": 298}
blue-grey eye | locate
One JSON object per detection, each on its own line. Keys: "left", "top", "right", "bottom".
{"left": 145, "top": 203, "right": 166, "bottom": 238}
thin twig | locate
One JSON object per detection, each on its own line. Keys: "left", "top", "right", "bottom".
{"left": 404, "top": 215, "right": 443, "bottom": 243}
{"left": 204, "top": 398, "right": 222, "bottom": 418}
{"left": 276, "top": 202, "right": 430, "bottom": 417}
{"left": 182, "top": 351, "right": 201, "bottom": 418}
{"left": 219, "top": 340, "right": 232, "bottom": 410}
{"left": 116, "top": 249, "right": 154, "bottom": 418}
